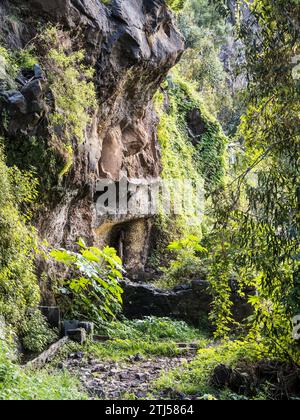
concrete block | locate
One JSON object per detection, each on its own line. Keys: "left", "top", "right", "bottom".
{"left": 67, "top": 328, "right": 87, "bottom": 344}
{"left": 38, "top": 306, "right": 61, "bottom": 329}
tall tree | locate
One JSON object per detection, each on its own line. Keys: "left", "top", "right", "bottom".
{"left": 208, "top": 0, "right": 300, "bottom": 362}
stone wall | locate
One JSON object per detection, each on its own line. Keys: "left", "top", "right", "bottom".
{"left": 121, "top": 279, "right": 252, "bottom": 327}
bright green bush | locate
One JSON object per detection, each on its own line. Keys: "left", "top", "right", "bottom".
{"left": 166, "top": 0, "right": 186, "bottom": 12}
{"left": 157, "top": 235, "right": 208, "bottom": 289}
{"left": 0, "top": 145, "right": 40, "bottom": 331}
{"left": 51, "top": 241, "right": 124, "bottom": 324}
{"left": 22, "top": 310, "right": 58, "bottom": 354}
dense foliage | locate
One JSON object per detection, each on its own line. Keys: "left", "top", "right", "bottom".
{"left": 157, "top": 0, "right": 300, "bottom": 369}
{"left": 0, "top": 145, "right": 40, "bottom": 331}
{"left": 22, "top": 309, "right": 58, "bottom": 354}
{"left": 176, "top": 0, "right": 237, "bottom": 124}
{"left": 204, "top": 0, "right": 300, "bottom": 362}
{"left": 51, "top": 241, "right": 124, "bottom": 324}
{"left": 152, "top": 69, "right": 227, "bottom": 275}
{"left": 0, "top": 0, "right": 299, "bottom": 401}
{"left": 0, "top": 340, "right": 87, "bottom": 400}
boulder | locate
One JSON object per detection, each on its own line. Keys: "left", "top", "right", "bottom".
{"left": 0, "top": 63, "right": 48, "bottom": 135}
{"left": 38, "top": 306, "right": 61, "bottom": 329}
{"left": 63, "top": 320, "right": 94, "bottom": 338}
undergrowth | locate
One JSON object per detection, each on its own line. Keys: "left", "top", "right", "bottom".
{"left": 98, "top": 317, "right": 208, "bottom": 343}
{"left": 54, "top": 317, "right": 208, "bottom": 362}
{"left": 0, "top": 341, "right": 87, "bottom": 400}
{"left": 21, "top": 310, "right": 58, "bottom": 354}
{"left": 154, "top": 339, "right": 270, "bottom": 400}
{"left": 0, "top": 144, "right": 40, "bottom": 332}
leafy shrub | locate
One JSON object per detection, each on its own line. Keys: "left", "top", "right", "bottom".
{"left": 51, "top": 241, "right": 124, "bottom": 324}
{"left": 0, "top": 145, "right": 40, "bottom": 331}
{"left": 157, "top": 235, "right": 207, "bottom": 289}
{"left": 22, "top": 310, "right": 58, "bottom": 354}
{"left": 12, "top": 47, "right": 38, "bottom": 69}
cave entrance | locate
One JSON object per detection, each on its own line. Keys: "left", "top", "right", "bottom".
{"left": 109, "top": 223, "right": 127, "bottom": 262}
{"left": 107, "top": 219, "right": 153, "bottom": 278}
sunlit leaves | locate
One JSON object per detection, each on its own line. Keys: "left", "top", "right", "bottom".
{"left": 207, "top": 0, "right": 300, "bottom": 361}
{"left": 51, "top": 241, "right": 124, "bottom": 324}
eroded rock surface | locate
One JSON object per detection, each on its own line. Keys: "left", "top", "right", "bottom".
{"left": 121, "top": 279, "right": 252, "bottom": 327}
{"left": 0, "top": 0, "right": 184, "bottom": 272}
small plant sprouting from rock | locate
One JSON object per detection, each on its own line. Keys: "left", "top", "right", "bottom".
{"left": 40, "top": 26, "right": 97, "bottom": 176}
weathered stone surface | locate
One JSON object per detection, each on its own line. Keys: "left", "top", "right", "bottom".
{"left": 26, "top": 337, "right": 70, "bottom": 370}
{"left": 121, "top": 279, "right": 252, "bottom": 327}
{"left": 63, "top": 320, "right": 80, "bottom": 335}
{"left": 0, "top": 0, "right": 184, "bottom": 274}
{"left": 79, "top": 321, "right": 94, "bottom": 338}
{"left": 0, "top": 65, "right": 48, "bottom": 135}
{"left": 67, "top": 328, "right": 87, "bottom": 344}
{"left": 64, "top": 350, "right": 197, "bottom": 400}
{"left": 120, "top": 279, "right": 212, "bottom": 327}
{"left": 63, "top": 320, "right": 94, "bottom": 338}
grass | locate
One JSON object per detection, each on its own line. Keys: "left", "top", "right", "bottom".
{"left": 98, "top": 317, "right": 209, "bottom": 343}
{"left": 54, "top": 317, "right": 209, "bottom": 363}
{"left": 0, "top": 318, "right": 271, "bottom": 400}
{"left": 0, "top": 368, "right": 88, "bottom": 400}
{"left": 153, "top": 339, "right": 267, "bottom": 400}
{"left": 85, "top": 340, "right": 185, "bottom": 360}
{"left": 0, "top": 343, "right": 88, "bottom": 400}
{"left": 54, "top": 338, "right": 198, "bottom": 364}
{"left": 1, "top": 317, "right": 209, "bottom": 400}
{"left": 87, "top": 317, "right": 209, "bottom": 361}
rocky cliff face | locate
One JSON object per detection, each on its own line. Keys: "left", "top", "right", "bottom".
{"left": 0, "top": 0, "right": 184, "bottom": 275}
